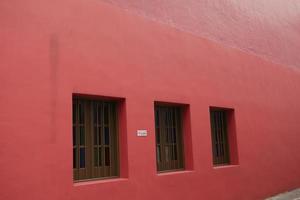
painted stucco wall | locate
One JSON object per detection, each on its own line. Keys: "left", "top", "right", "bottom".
{"left": 0, "top": 0, "right": 300, "bottom": 200}
{"left": 103, "top": 0, "right": 300, "bottom": 69}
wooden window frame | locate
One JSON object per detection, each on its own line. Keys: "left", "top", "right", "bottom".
{"left": 155, "top": 104, "right": 185, "bottom": 172}
{"left": 73, "top": 96, "right": 120, "bottom": 182}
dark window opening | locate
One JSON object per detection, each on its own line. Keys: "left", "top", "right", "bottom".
{"left": 73, "top": 97, "right": 119, "bottom": 181}
{"left": 155, "top": 105, "right": 184, "bottom": 172}
{"left": 210, "top": 108, "right": 230, "bottom": 165}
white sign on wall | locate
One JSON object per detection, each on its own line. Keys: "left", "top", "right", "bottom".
{"left": 137, "top": 130, "right": 147, "bottom": 137}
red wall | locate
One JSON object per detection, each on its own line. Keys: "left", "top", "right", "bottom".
{"left": 103, "top": 0, "right": 300, "bottom": 69}
{"left": 1, "top": 0, "right": 300, "bottom": 200}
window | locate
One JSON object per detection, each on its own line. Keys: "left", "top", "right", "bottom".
{"left": 210, "top": 108, "right": 235, "bottom": 165}
{"left": 155, "top": 104, "right": 184, "bottom": 172}
{"left": 73, "top": 96, "right": 119, "bottom": 181}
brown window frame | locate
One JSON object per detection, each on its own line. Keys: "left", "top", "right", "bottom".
{"left": 155, "top": 104, "right": 184, "bottom": 172}
{"left": 210, "top": 108, "right": 231, "bottom": 166}
{"left": 73, "top": 96, "right": 119, "bottom": 182}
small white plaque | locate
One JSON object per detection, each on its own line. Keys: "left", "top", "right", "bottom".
{"left": 137, "top": 130, "right": 147, "bottom": 137}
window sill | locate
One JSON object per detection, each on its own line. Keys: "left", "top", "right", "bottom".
{"left": 213, "top": 164, "right": 239, "bottom": 170}
{"left": 157, "top": 170, "right": 195, "bottom": 176}
{"left": 73, "top": 177, "right": 128, "bottom": 187}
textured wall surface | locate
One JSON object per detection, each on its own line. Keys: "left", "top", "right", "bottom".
{"left": 104, "top": 0, "right": 300, "bottom": 69}
{"left": 1, "top": 0, "right": 300, "bottom": 200}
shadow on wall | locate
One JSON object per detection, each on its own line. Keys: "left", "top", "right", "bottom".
{"left": 102, "top": 0, "right": 300, "bottom": 69}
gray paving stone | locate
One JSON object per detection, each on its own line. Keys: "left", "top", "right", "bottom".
{"left": 266, "top": 189, "right": 300, "bottom": 200}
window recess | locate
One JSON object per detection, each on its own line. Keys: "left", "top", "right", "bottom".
{"left": 155, "top": 105, "right": 184, "bottom": 172}
{"left": 73, "top": 97, "right": 119, "bottom": 181}
{"left": 210, "top": 107, "right": 238, "bottom": 166}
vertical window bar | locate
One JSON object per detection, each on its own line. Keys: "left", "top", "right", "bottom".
{"left": 155, "top": 107, "right": 161, "bottom": 169}
{"left": 222, "top": 111, "right": 230, "bottom": 163}
{"left": 210, "top": 112, "right": 215, "bottom": 164}
{"left": 101, "top": 101, "right": 105, "bottom": 177}
{"left": 161, "top": 108, "right": 165, "bottom": 170}
{"left": 217, "top": 111, "right": 222, "bottom": 163}
{"left": 219, "top": 111, "right": 224, "bottom": 163}
{"left": 76, "top": 100, "right": 80, "bottom": 177}
{"left": 108, "top": 103, "right": 112, "bottom": 176}
{"left": 73, "top": 99, "right": 78, "bottom": 181}
{"left": 175, "top": 107, "right": 183, "bottom": 169}
{"left": 170, "top": 108, "right": 175, "bottom": 170}
{"left": 165, "top": 108, "right": 169, "bottom": 170}
{"left": 220, "top": 111, "right": 225, "bottom": 163}
{"left": 161, "top": 107, "right": 166, "bottom": 171}
{"left": 79, "top": 102, "right": 86, "bottom": 169}
{"left": 216, "top": 111, "right": 221, "bottom": 164}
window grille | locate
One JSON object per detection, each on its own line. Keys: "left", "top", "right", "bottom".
{"left": 210, "top": 109, "right": 230, "bottom": 165}
{"left": 155, "top": 105, "right": 184, "bottom": 172}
